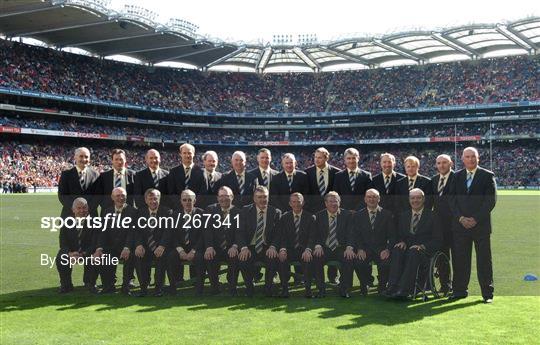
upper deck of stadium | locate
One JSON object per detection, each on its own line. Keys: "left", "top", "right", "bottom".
{"left": 1, "top": 0, "right": 539, "bottom": 72}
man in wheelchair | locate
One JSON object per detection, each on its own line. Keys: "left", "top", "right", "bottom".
{"left": 386, "top": 188, "right": 443, "bottom": 300}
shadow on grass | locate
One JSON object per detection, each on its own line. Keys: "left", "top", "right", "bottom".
{"left": 0, "top": 283, "right": 481, "bottom": 329}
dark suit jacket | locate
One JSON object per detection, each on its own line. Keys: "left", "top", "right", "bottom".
{"left": 133, "top": 167, "right": 169, "bottom": 209}
{"left": 269, "top": 170, "right": 310, "bottom": 212}
{"left": 350, "top": 207, "right": 396, "bottom": 254}
{"left": 58, "top": 166, "right": 100, "bottom": 217}
{"left": 370, "top": 171, "right": 405, "bottom": 215}
{"left": 312, "top": 208, "right": 353, "bottom": 249}
{"left": 237, "top": 204, "right": 282, "bottom": 249}
{"left": 167, "top": 164, "right": 207, "bottom": 209}
{"left": 203, "top": 203, "right": 241, "bottom": 250}
{"left": 95, "top": 169, "right": 135, "bottom": 213}
{"left": 431, "top": 171, "right": 455, "bottom": 233}
{"left": 248, "top": 167, "right": 279, "bottom": 190}
{"left": 198, "top": 170, "right": 223, "bottom": 209}
{"left": 59, "top": 220, "right": 99, "bottom": 254}
{"left": 278, "top": 210, "right": 316, "bottom": 251}
{"left": 333, "top": 169, "right": 372, "bottom": 210}
{"left": 396, "top": 209, "right": 442, "bottom": 254}
{"left": 305, "top": 164, "right": 341, "bottom": 213}
{"left": 134, "top": 206, "right": 174, "bottom": 249}
{"left": 449, "top": 167, "right": 497, "bottom": 236}
{"left": 171, "top": 207, "right": 206, "bottom": 252}
{"left": 216, "top": 170, "right": 258, "bottom": 207}
{"left": 395, "top": 174, "right": 433, "bottom": 212}
{"left": 97, "top": 205, "right": 138, "bottom": 252}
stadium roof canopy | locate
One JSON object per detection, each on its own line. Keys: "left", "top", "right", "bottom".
{"left": 1, "top": 0, "right": 539, "bottom": 72}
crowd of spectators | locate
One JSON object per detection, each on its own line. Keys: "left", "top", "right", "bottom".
{"left": 1, "top": 115, "right": 537, "bottom": 142}
{"left": 2, "top": 139, "right": 538, "bottom": 191}
{"left": 1, "top": 40, "right": 538, "bottom": 114}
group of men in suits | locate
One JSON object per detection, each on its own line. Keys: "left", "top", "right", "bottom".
{"left": 56, "top": 144, "right": 496, "bottom": 303}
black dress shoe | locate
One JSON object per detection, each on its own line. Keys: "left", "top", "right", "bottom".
{"left": 86, "top": 284, "right": 99, "bottom": 294}
{"left": 280, "top": 290, "right": 290, "bottom": 298}
{"left": 134, "top": 289, "right": 148, "bottom": 297}
{"left": 315, "top": 291, "right": 326, "bottom": 298}
{"left": 153, "top": 289, "right": 164, "bottom": 297}
{"left": 59, "top": 285, "right": 74, "bottom": 294}
{"left": 340, "top": 292, "right": 351, "bottom": 299}
{"left": 360, "top": 286, "right": 368, "bottom": 296}
{"left": 229, "top": 289, "right": 238, "bottom": 297}
{"left": 483, "top": 297, "right": 493, "bottom": 304}
{"left": 447, "top": 294, "right": 467, "bottom": 301}
{"left": 120, "top": 285, "right": 130, "bottom": 295}
{"left": 391, "top": 291, "right": 410, "bottom": 301}
{"left": 304, "top": 291, "right": 313, "bottom": 299}
{"left": 99, "top": 287, "right": 116, "bottom": 294}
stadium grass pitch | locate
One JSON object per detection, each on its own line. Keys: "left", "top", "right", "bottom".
{"left": 1, "top": 191, "right": 539, "bottom": 344}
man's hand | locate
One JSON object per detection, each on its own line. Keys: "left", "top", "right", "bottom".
{"left": 239, "top": 247, "right": 251, "bottom": 261}
{"left": 460, "top": 216, "right": 477, "bottom": 229}
{"left": 344, "top": 246, "right": 356, "bottom": 260}
{"left": 266, "top": 246, "right": 278, "bottom": 259}
{"left": 205, "top": 247, "right": 216, "bottom": 260}
{"left": 120, "top": 248, "right": 130, "bottom": 261}
{"left": 409, "top": 244, "right": 425, "bottom": 251}
{"left": 357, "top": 249, "right": 367, "bottom": 261}
{"left": 380, "top": 249, "right": 390, "bottom": 260}
{"left": 186, "top": 250, "right": 196, "bottom": 261}
{"left": 135, "top": 245, "right": 145, "bottom": 258}
{"left": 154, "top": 245, "right": 165, "bottom": 258}
{"left": 228, "top": 246, "right": 238, "bottom": 259}
{"left": 278, "top": 249, "right": 287, "bottom": 262}
{"left": 302, "top": 249, "right": 313, "bottom": 263}
{"left": 313, "top": 246, "right": 324, "bottom": 258}
{"left": 394, "top": 242, "right": 406, "bottom": 250}
{"left": 93, "top": 248, "right": 103, "bottom": 258}
{"left": 68, "top": 251, "right": 80, "bottom": 258}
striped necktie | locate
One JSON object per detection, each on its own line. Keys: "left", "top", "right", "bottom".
{"left": 152, "top": 170, "right": 159, "bottom": 187}
{"left": 287, "top": 174, "right": 293, "bottom": 192}
{"left": 79, "top": 170, "right": 85, "bottom": 189}
{"left": 384, "top": 175, "right": 391, "bottom": 192}
{"left": 438, "top": 176, "right": 446, "bottom": 196}
{"left": 318, "top": 169, "right": 326, "bottom": 195}
{"left": 466, "top": 172, "right": 473, "bottom": 192}
{"left": 294, "top": 214, "right": 301, "bottom": 248}
{"left": 369, "top": 211, "right": 377, "bottom": 229}
{"left": 254, "top": 211, "right": 265, "bottom": 254}
{"left": 114, "top": 171, "right": 122, "bottom": 188}
{"left": 261, "top": 171, "right": 268, "bottom": 187}
{"left": 147, "top": 212, "right": 158, "bottom": 251}
{"left": 327, "top": 214, "right": 338, "bottom": 251}
{"left": 408, "top": 178, "right": 415, "bottom": 191}
{"left": 207, "top": 172, "right": 214, "bottom": 190}
{"left": 220, "top": 209, "right": 229, "bottom": 249}
{"left": 349, "top": 171, "right": 356, "bottom": 191}
{"left": 184, "top": 166, "right": 191, "bottom": 189}
{"left": 410, "top": 213, "right": 420, "bottom": 234}
{"left": 237, "top": 174, "right": 244, "bottom": 195}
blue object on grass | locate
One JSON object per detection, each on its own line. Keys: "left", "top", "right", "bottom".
{"left": 523, "top": 274, "right": 537, "bottom": 281}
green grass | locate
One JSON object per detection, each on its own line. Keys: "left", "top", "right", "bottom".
{"left": 1, "top": 192, "right": 539, "bottom": 344}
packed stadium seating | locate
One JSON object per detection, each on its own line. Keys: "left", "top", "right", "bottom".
{"left": 1, "top": 40, "right": 539, "bottom": 114}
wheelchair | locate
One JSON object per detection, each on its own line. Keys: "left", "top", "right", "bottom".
{"left": 412, "top": 251, "right": 452, "bottom": 301}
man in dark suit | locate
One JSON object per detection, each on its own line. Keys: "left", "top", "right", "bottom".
{"left": 269, "top": 153, "right": 309, "bottom": 212}
{"left": 93, "top": 187, "right": 137, "bottom": 294}
{"left": 198, "top": 150, "right": 222, "bottom": 209}
{"left": 58, "top": 147, "right": 100, "bottom": 217}
{"left": 238, "top": 186, "right": 282, "bottom": 297}
{"left": 133, "top": 189, "right": 173, "bottom": 297}
{"left": 217, "top": 151, "right": 258, "bottom": 208}
{"left": 370, "top": 152, "right": 405, "bottom": 216}
{"left": 312, "top": 191, "right": 355, "bottom": 298}
{"left": 56, "top": 197, "right": 100, "bottom": 293}
{"left": 167, "top": 143, "right": 207, "bottom": 210}
{"left": 448, "top": 147, "right": 496, "bottom": 303}
{"left": 431, "top": 154, "right": 455, "bottom": 293}
{"left": 95, "top": 149, "right": 135, "bottom": 214}
{"left": 276, "top": 192, "right": 316, "bottom": 297}
{"left": 333, "top": 147, "right": 372, "bottom": 211}
{"left": 203, "top": 186, "right": 242, "bottom": 295}
{"left": 168, "top": 189, "right": 207, "bottom": 295}
{"left": 349, "top": 189, "right": 396, "bottom": 295}
{"left": 305, "top": 147, "right": 340, "bottom": 213}
{"left": 396, "top": 155, "right": 432, "bottom": 212}
{"left": 248, "top": 148, "right": 279, "bottom": 193}
{"left": 387, "top": 188, "right": 442, "bottom": 299}
{"left": 134, "top": 149, "right": 169, "bottom": 209}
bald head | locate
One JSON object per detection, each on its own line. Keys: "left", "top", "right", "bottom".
{"left": 436, "top": 154, "right": 453, "bottom": 175}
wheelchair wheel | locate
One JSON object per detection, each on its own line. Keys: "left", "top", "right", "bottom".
{"left": 429, "top": 251, "right": 452, "bottom": 298}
